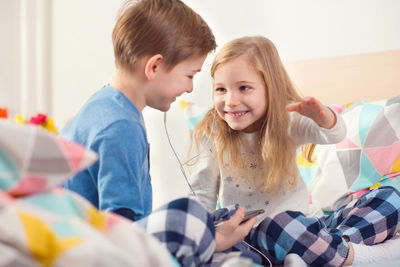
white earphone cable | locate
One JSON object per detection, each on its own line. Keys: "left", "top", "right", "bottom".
{"left": 163, "top": 112, "right": 197, "bottom": 197}
{"left": 242, "top": 240, "right": 273, "bottom": 267}
{"left": 163, "top": 111, "right": 273, "bottom": 267}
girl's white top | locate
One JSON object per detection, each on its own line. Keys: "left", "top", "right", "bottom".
{"left": 189, "top": 110, "right": 347, "bottom": 225}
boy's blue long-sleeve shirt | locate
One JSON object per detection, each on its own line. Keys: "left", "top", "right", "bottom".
{"left": 60, "top": 85, "right": 152, "bottom": 220}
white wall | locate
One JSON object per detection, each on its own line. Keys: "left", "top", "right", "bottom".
{"left": 51, "top": 0, "right": 121, "bottom": 128}
{"left": 0, "top": 0, "right": 21, "bottom": 114}
{"left": 1, "top": 0, "right": 400, "bottom": 209}
{"left": 0, "top": 0, "right": 53, "bottom": 118}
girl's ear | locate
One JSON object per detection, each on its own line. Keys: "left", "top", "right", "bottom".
{"left": 144, "top": 54, "right": 163, "bottom": 80}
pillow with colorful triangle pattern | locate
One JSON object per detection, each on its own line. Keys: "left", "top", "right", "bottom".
{"left": 0, "top": 120, "right": 98, "bottom": 197}
{"left": 297, "top": 95, "right": 400, "bottom": 212}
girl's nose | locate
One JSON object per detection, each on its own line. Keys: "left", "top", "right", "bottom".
{"left": 225, "top": 91, "right": 239, "bottom": 106}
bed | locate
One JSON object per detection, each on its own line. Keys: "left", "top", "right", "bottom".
{"left": 0, "top": 50, "right": 399, "bottom": 267}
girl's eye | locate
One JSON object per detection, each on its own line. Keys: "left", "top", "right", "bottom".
{"left": 215, "top": 87, "right": 226, "bottom": 92}
{"left": 187, "top": 75, "right": 194, "bottom": 79}
{"left": 239, "top": 85, "right": 250, "bottom": 91}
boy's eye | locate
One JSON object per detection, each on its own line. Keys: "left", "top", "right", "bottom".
{"left": 187, "top": 75, "right": 194, "bottom": 79}
{"left": 215, "top": 87, "right": 226, "bottom": 92}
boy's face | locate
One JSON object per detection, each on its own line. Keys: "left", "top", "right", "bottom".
{"left": 147, "top": 55, "right": 207, "bottom": 112}
{"left": 213, "top": 55, "right": 268, "bottom": 133}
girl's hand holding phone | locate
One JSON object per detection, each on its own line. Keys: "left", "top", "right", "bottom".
{"left": 214, "top": 207, "right": 257, "bottom": 252}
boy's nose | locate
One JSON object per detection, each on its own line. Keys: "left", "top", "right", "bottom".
{"left": 186, "top": 83, "right": 194, "bottom": 93}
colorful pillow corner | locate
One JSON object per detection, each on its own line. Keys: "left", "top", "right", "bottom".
{"left": 0, "top": 186, "right": 175, "bottom": 267}
{"left": 0, "top": 120, "right": 98, "bottom": 197}
{"left": 179, "top": 99, "right": 210, "bottom": 131}
{"left": 303, "top": 95, "right": 400, "bottom": 211}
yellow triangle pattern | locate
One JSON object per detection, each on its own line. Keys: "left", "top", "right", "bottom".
{"left": 345, "top": 102, "right": 355, "bottom": 108}
{"left": 296, "top": 153, "right": 317, "bottom": 167}
{"left": 88, "top": 205, "right": 107, "bottom": 231}
{"left": 370, "top": 178, "right": 383, "bottom": 190}
{"left": 391, "top": 156, "right": 400, "bottom": 173}
{"left": 179, "top": 100, "right": 192, "bottom": 111}
{"left": 18, "top": 211, "right": 82, "bottom": 266}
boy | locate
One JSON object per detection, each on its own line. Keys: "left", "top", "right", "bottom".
{"left": 60, "top": 0, "right": 256, "bottom": 265}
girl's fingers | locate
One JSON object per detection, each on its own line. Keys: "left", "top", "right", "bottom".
{"left": 286, "top": 103, "right": 300, "bottom": 112}
{"left": 229, "top": 214, "right": 257, "bottom": 245}
{"left": 240, "top": 216, "right": 257, "bottom": 233}
{"left": 229, "top": 207, "right": 245, "bottom": 226}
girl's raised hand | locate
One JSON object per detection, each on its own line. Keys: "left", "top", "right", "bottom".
{"left": 286, "top": 96, "right": 336, "bottom": 129}
{"left": 214, "top": 207, "right": 256, "bottom": 252}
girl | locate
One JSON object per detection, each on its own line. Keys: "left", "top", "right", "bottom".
{"left": 189, "top": 36, "right": 400, "bottom": 266}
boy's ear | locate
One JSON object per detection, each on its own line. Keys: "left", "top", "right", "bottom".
{"left": 144, "top": 54, "right": 163, "bottom": 80}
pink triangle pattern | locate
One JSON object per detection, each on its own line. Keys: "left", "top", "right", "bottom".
{"left": 57, "top": 137, "right": 86, "bottom": 170}
{"left": 386, "top": 173, "right": 400, "bottom": 180}
{"left": 0, "top": 191, "right": 16, "bottom": 204}
{"left": 51, "top": 187, "right": 70, "bottom": 196}
{"left": 349, "top": 188, "right": 369, "bottom": 199}
{"left": 336, "top": 137, "right": 359, "bottom": 150}
{"left": 329, "top": 104, "right": 346, "bottom": 114}
{"left": 8, "top": 175, "right": 48, "bottom": 197}
{"left": 363, "top": 141, "right": 400, "bottom": 176}
{"left": 106, "top": 213, "right": 123, "bottom": 229}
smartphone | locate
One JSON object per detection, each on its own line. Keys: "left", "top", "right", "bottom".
{"left": 214, "top": 208, "right": 265, "bottom": 227}
{"left": 241, "top": 209, "right": 265, "bottom": 224}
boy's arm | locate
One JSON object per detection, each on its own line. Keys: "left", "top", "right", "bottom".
{"left": 93, "top": 120, "right": 151, "bottom": 221}
{"left": 113, "top": 208, "right": 137, "bottom": 220}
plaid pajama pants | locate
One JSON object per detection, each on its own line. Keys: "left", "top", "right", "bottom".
{"left": 245, "top": 186, "right": 400, "bottom": 266}
{"left": 135, "top": 198, "right": 216, "bottom": 267}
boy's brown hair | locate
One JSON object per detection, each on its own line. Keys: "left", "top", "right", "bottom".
{"left": 112, "top": 0, "right": 216, "bottom": 72}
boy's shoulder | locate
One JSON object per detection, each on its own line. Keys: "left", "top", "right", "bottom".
{"left": 62, "top": 86, "right": 145, "bottom": 141}
{"left": 84, "top": 86, "right": 141, "bottom": 120}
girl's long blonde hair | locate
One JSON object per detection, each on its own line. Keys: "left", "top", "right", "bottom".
{"left": 190, "top": 36, "right": 315, "bottom": 194}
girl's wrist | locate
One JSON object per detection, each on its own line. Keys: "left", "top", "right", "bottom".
{"left": 319, "top": 107, "right": 336, "bottom": 129}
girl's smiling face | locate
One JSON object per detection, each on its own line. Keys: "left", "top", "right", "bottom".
{"left": 213, "top": 55, "right": 268, "bottom": 133}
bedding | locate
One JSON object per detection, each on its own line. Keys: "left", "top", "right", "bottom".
{"left": 298, "top": 95, "right": 400, "bottom": 212}
{"left": 0, "top": 121, "right": 176, "bottom": 267}
{"left": 0, "top": 120, "right": 97, "bottom": 197}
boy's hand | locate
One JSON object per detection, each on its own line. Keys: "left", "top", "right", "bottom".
{"left": 214, "top": 207, "right": 257, "bottom": 252}
{"left": 286, "top": 96, "right": 336, "bottom": 129}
